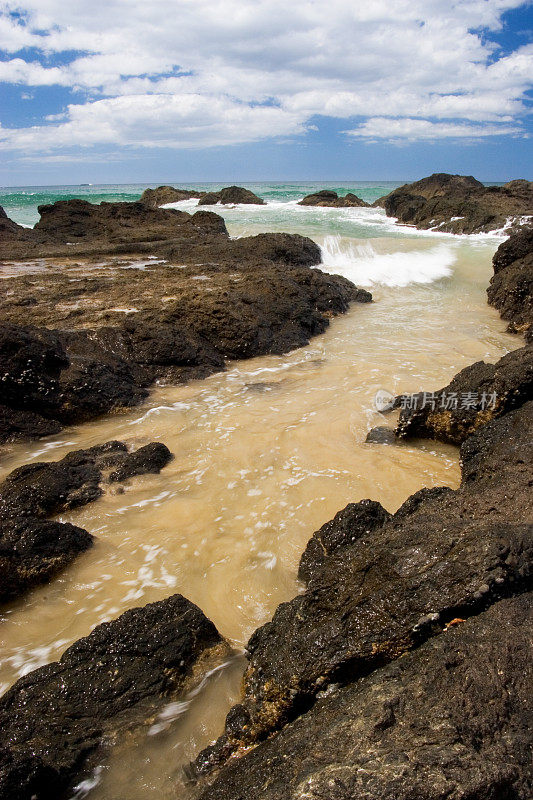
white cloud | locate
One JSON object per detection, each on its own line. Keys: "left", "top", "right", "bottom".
{"left": 345, "top": 117, "right": 524, "bottom": 141}
{"left": 0, "top": 0, "right": 531, "bottom": 151}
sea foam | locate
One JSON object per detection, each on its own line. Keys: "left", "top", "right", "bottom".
{"left": 320, "top": 236, "right": 456, "bottom": 287}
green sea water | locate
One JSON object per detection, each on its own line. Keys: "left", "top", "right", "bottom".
{"left": 0, "top": 181, "right": 401, "bottom": 228}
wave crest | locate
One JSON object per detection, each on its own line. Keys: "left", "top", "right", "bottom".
{"left": 320, "top": 236, "right": 456, "bottom": 287}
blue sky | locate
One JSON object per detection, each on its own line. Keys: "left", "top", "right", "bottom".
{"left": 0, "top": 0, "right": 532, "bottom": 186}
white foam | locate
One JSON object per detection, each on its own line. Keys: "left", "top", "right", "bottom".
{"left": 320, "top": 237, "right": 457, "bottom": 287}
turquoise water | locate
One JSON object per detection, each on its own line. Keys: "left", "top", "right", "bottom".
{"left": 0, "top": 182, "right": 402, "bottom": 228}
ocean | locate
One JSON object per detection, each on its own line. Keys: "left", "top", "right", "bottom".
{"left": 0, "top": 180, "right": 506, "bottom": 290}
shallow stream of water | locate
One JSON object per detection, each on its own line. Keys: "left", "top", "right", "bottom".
{"left": 0, "top": 197, "right": 517, "bottom": 798}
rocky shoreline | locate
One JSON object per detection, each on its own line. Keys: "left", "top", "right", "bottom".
{"left": 186, "top": 221, "right": 533, "bottom": 800}
{"left": 0, "top": 188, "right": 532, "bottom": 800}
{"left": 0, "top": 198, "right": 371, "bottom": 446}
{"left": 375, "top": 173, "right": 533, "bottom": 234}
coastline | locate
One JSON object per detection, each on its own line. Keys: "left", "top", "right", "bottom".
{"left": 0, "top": 180, "right": 531, "bottom": 800}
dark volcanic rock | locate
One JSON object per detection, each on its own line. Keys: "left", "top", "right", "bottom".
{"left": 33, "top": 198, "right": 195, "bottom": 243}
{"left": 298, "top": 190, "right": 369, "bottom": 208}
{"left": 195, "top": 593, "right": 533, "bottom": 800}
{"left": 139, "top": 185, "right": 206, "bottom": 208}
{"left": 298, "top": 500, "right": 391, "bottom": 585}
{"left": 0, "top": 441, "right": 172, "bottom": 520}
{"left": 364, "top": 425, "right": 398, "bottom": 444}
{"left": 0, "top": 441, "right": 172, "bottom": 603}
{"left": 226, "top": 233, "right": 321, "bottom": 267}
{"left": 0, "top": 252, "right": 370, "bottom": 445}
{"left": 375, "top": 173, "right": 533, "bottom": 234}
{"left": 394, "top": 345, "right": 533, "bottom": 445}
{"left": 492, "top": 225, "right": 533, "bottom": 273}
{"left": 0, "top": 594, "right": 225, "bottom": 800}
{"left": 488, "top": 227, "right": 533, "bottom": 337}
{"left": 192, "top": 402, "right": 533, "bottom": 772}
{"left": 0, "top": 206, "right": 37, "bottom": 242}
{"left": 0, "top": 519, "right": 92, "bottom": 606}
{"left": 200, "top": 186, "right": 265, "bottom": 206}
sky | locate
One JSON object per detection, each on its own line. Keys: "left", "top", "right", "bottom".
{"left": 0, "top": 0, "right": 532, "bottom": 186}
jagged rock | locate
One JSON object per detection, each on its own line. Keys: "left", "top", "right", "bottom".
{"left": 364, "top": 426, "right": 397, "bottom": 444}
{"left": 0, "top": 519, "right": 93, "bottom": 605}
{"left": 488, "top": 227, "right": 533, "bottom": 336}
{"left": 226, "top": 233, "right": 321, "bottom": 267}
{"left": 0, "top": 441, "right": 172, "bottom": 520}
{"left": 298, "top": 190, "right": 369, "bottom": 208}
{"left": 298, "top": 500, "right": 391, "bottom": 585}
{"left": 33, "top": 198, "right": 197, "bottom": 243}
{"left": 195, "top": 593, "right": 532, "bottom": 800}
{"left": 139, "top": 185, "right": 206, "bottom": 208}
{"left": 0, "top": 594, "right": 225, "bottom": 800}
{"left": 394, "top": 345, "right": 533, "bottom": 445}
{"left": 0, "top": 252, "right": 370, "bottom": 443}
{"left": 0, "top": 206, "right": 37, "bottom": 242}
{"left": 492, "top": 226, "right": 533, "bottom": 273}
{"left": 199, "top": 186, "right": 265, "bottom": 206}
{"left": 192, "top": 402, "right": 533, "bottom": 772}
{"left": 0, "top": 441, "right": 172, "bottom": 603}
{"left": 375, "top": 173, "right": 533, "bottom": 234}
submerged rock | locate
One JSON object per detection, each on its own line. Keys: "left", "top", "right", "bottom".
{"left": 375, "top": 173, "right": 533, "bottom": 234}
{"left": 199, "top": 186, "right": 265, "bottom": 205}
{"left": 191, "top": 401, "right": 533, "bottom": 774}
{"left": 298, "top": 190, "right": 369, "bottom": 208}
{"left": 487, "top": 226, "right": 533, "bottom": 338}
{"left": 139, "top": 185, "right": 206, "bottom": 208}
{"left": 0, "top": 441, "right": 172, "bottom": 603}
{"left": 195, "top": 593, "right": 532, "bottom": 800}
{"left": 364, "top": 425, "right": 398, "bottom": 444}
{"left": 0, "top": 594, "right": 226, "bottom": 800}
{"left": 394, "top": 345, "right": 533, "bottom": 445}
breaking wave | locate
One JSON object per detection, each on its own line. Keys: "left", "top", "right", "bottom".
{"left": 320, "top": 236, "right": 456, "bottom": 287}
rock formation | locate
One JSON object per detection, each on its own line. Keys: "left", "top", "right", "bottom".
{"left": 0, "top": 251, "right": 370, "bottom": 444}
{"left": 192, "top": 400, "right": 533, "bottom": 787}
{"left": 0, "top": 594, "right": 226, "bottom": 800}
{"left": 394, "top": 344, "right": 533, "bottom": 444}
{"left": 375, "top": 173, "right": 533, "bottom": 234}
{"left": 199, "top": 186, "right": 265, "bottom": 205}
{"left": 298, "top": 190, "right": 369, "bottom": 207}
{"left": 487, "top": 226, "right": 533, "bottom": 338}
{"left": 139, "top": 185, "right": 206, "bottom": 208}
{"left": 0, "top": 206, "right": 35, "bottom": 242}
{"left": 0, "top": 441, "right": 172, "bottom": 603}
{"left": 194, "top": 593, "right": 532, "bottom": 800}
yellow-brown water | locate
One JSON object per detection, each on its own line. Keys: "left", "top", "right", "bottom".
{"left": 0, "top": 219, "right": 518, "bottom": 797}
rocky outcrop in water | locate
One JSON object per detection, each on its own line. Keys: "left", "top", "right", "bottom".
{"left": 394, "top": 344, "right": 533, "bottom": 444}
{"left": 33, "top": 198, "right": 206, "bottom": 243}
{"left": 191, "top": 399, "right": 533, "bottom": 782}
{"left": 0, "top": 441, "right": 172, "bottom": 603}
{"left": 199, "top": 186, "right": 265, "bottom": 205}
{"left": 0, "top": 200, "right": 229, "bottom": 260}
{"left": 297, "top": 499, "right": 391, "bottom": 584}
{"left": 0, "top": 594, "right": 226, "bottom": 800}
{"left": 0, "top": 206, "right": 35, "bottom": 242}
{"left": 391, "top": 232, "right": 533, "bottom": 446}
{"left": 298, "top": 190, "right": 369, "bottom": 208}
{"left": 139, "top": 185, "right": 206, "bottom": 208}
{"left": 195, "top": 593, "right": 532, "bottom": 800}
{"left": 0, "top": 250, "right": 370, "bottom": 444}
{"left": 375, "top": 173, "right": 533, "bottom": 233}
{"left": 487, "top": 226, "right": 533, "bottom": 338}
